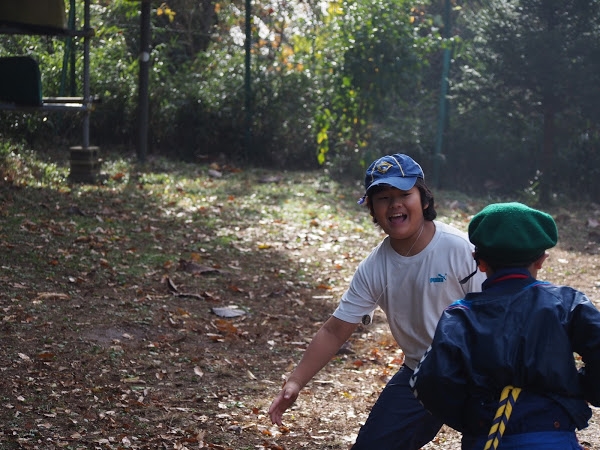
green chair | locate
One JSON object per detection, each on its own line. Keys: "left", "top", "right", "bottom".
{"left": 0, "top": 56, "right": 43, "bottom": 106}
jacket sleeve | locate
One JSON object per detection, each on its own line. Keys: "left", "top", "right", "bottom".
{"left": 410, "top": 310, "right": 471, "bottom": 432}
{"left": 570, "top": 292, "right": 600, "bottom": 406}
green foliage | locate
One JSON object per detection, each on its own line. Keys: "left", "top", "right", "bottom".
{"left": 0, "top": 0, "right": 438, "bottom": 172}
{"left": 443, "top": 105, "right": 541, "bottom": 196}
{"left": 5, "top": 0, "right": 600, "bottom": 203}
{"left": 316, "top": 0, "right": 441, "bottom": 176}
{"left": 0, "top": 141, "right": 68, "bottom": 187}
{"left": 449, "top": 0, "right": 600, "bottom": 201}
{"left": 466, "top": 0, "right": 600, "bottom": 116}
{"left": 151, "top": 48, "right": 248, "bottom": 160}
{"left": 89, "top": 5, "right": 139, "bottom": 146}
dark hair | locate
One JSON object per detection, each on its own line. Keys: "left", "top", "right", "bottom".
{"left": 366, "top": 178, "right": 437, "bottom": 224}
{"left": 474, "top": 250, "right": 544, "bottom": 272}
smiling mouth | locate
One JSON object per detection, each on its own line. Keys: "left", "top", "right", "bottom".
{"left": 389, "top": 213, "right": 407, "bottom": 223}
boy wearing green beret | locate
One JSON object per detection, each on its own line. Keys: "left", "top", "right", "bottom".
{"left": 410, "top": 202, "right": 600, "bottom": 449}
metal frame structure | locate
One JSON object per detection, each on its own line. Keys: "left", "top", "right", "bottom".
{"left": 0, "top": 0, "right": 95, "bottom": 148}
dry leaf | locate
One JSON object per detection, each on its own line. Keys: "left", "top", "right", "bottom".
{"left": 178, "top": 259, "right": 223, "bottom": 274}
{"left": 164, "top": 276, "right": 178, "bottom": 293}
{"left": 37, "top": 352, "right": 56, "bottom": 361}
{"left": 121, "top": 376, "right": 141, "bottom": 383}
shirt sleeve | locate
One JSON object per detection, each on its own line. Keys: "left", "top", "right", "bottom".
{"left": 333, "top": 259, "right": 380, "bottom": 324}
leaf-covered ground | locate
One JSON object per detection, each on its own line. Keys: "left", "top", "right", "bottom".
{"left": 1, "top": 151, "right": 600, "bottom": 449}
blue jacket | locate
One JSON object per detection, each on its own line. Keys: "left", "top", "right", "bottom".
{"left": 410, "top": 268, "right": 600, "bottom": 436}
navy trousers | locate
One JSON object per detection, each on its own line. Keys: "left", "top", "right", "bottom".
{"left": 352, "top": 365, "right": 443, "bottom": 450}
{"left": 461, "top": 431, "right": 583, "bottom": 449}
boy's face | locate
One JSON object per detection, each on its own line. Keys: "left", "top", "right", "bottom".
{"left": 370, "top": 185, "right": 426, "bottom": 241}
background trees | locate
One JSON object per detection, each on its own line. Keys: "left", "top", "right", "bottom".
{"left": 1, "top": 0, "right": 600, "bottom": 203}
{"left": 446, "top": 0, "right": 600, "bottom": 202}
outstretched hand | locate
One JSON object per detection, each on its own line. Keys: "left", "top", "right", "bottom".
{"left": 267, "top": 317, "right": 358, "bottom": 426}
{"left": 268, "top": 380, "right": 301, "bottom": 426}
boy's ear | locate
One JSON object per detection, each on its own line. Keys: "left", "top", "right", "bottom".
{"left": 533, "top": 252, "right": 549, "bottom": 270}
{"left": 477, "top": 259, "right": 490, "bottom": 273}
{"left": 471, "top": 251, "right": 485, "bottom": 272}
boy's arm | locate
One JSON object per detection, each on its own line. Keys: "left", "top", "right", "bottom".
{"left": 268, "top": 316, "right": 358, "bottom": 425}
{"left": 572, "top": 295, "right": 600, "bottom": 406}
{"left": 410, "top": 314, "right": 470, "bottom": 432}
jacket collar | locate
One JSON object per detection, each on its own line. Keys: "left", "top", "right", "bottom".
{"left": 482, "top": 268, "right": 535, "bottom": 291}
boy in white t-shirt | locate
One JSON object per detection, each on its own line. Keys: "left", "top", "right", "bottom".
{"left": 268, "top": 153, "right": 485, "bottom": 449}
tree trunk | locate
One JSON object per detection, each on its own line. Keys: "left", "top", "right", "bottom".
{"left": 539, "top": 103, "right": 555, "bottom": 205}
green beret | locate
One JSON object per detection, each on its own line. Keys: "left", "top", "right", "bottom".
{"left": 468, "top": 202, "right": 558, "bottom": 265}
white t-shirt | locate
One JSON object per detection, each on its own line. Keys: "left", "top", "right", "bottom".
{"left": 333, "top": 220, "right": 487, "bottom": 370}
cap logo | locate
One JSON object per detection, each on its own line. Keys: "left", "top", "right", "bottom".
{"left": 375, "top": 161, "right": 394, "bottom": 173}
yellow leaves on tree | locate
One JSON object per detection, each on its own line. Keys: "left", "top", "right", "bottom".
{"left": 156, "top": 3, "right": 176, "bottom": 22}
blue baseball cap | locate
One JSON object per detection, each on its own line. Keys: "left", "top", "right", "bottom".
{"left": 358, "top": 154, "right": 424, "bottom": 204}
